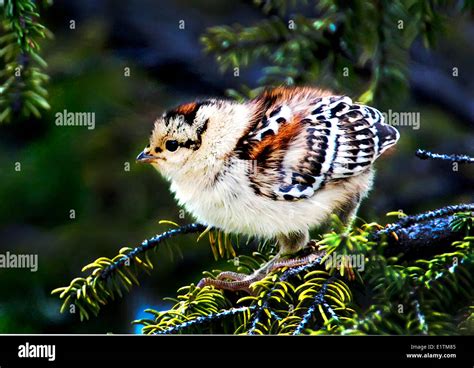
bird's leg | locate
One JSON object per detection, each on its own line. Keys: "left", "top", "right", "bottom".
{"left": 336, "top": 168, "right": 374, "bottom": 232}
{"left": 336, "top": 193, "right": 363, "bottom": 232}
{"left": 275, "top": 230, "right": 309, "bottom": 258}
{"left": 197, "top": 231, "right": 320, "bottom": 294}
{"left": 198, "top": 184, "right": 369, "bottom": 292}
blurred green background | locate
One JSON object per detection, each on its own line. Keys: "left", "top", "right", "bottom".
{"left": 0, "top": 0, "right": 473, "bottom": 333}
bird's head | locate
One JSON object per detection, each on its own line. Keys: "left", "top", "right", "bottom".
{"left": 136, "top": 100, "right": 219, "bottom": 179}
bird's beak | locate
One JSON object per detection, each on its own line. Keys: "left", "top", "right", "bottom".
{"left": 136, "top": 151, "right": 156, "bottom": 164}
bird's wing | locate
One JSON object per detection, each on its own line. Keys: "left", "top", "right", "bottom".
{"left": 236, "top": 94, "right": 399, "bottom": 201}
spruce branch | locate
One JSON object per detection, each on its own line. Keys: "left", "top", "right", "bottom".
{"left": 315, "top": 235, "right": 473, "bottom": 335}
{"left": 152, "top": 306, "right": 257, "bottom": 335}
{"left": 135, "top": 284, "right": 235, "bottom": 334}
{"left": 99, "top": 223, "right": 207, "bottom": 280}
{"left": 52, "top": 203, "right": 473, "bottom": 334}
{"left": 292, "top": 276, "right": 336, "bottom": 335}
{"left": 372, "top": 204, "right": 474, "bottom": 259}
{"left": 136, "top": 249, "right": 353, "bottom": 335}
{"left": 201, "top": 0, "right": 469, "bottom": 104}
{"left": 51, "top": 223, "right": 207, "bottom": 321}
{"left": 0, "top": 0, "right": 52, "bottom": 123}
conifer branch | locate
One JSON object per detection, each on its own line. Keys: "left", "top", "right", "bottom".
{"left": 201, "top": 0, "right": 467, "bottom": 104}
{"left": 0, "top": 0, "right": 52, "bottom": 123}
{"left": 53, "top": 205, "right": 473, "bottom": 333}
{"left": 99, "top": 223, "right": 207, "bottom": 280}
{"left": 153, "top": 306, "right": 257, "bottom": 335}
{"left": 293, "top": 276, "right": 336, "bottom": 335}
{"left": 51, "top": 223, "right": 207, "bottom": 321}
{"left": 372, "top": 204, "right": 474, "bottom": 259}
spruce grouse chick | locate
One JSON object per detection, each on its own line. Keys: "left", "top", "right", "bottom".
{"left": 137, "top": 86, "right": 399, "bottom": 292}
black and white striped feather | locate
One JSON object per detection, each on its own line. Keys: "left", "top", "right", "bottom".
{"left": 240, "top": 94, "right": 400, "bottom": 201}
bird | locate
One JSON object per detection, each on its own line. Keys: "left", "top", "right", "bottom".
{"left": 136, "top": 86, "right": 399, "bottom": 292}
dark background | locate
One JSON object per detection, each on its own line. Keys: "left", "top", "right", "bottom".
{"left": 0, "top": 0, "right": 473, "bottom": 333}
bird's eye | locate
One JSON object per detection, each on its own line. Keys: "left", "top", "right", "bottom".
{"left": 165, "top": 140, "right": 179, "bottom": 152}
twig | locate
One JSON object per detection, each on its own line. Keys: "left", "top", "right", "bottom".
{"left": 100, "top": 223, "right": 207, "bottom": 280}
{"left": 375, "top": 204, "right": 474, "bottom": 234}
{"left": 293, "top": 277, "right": 336, "bottom": 335}
{"left": 154, "top": 306, "right": 257, "bottom": 335}
{"left": 371, "top": 204, "right": 474, "bottom": 259}
{"left": 416, "top": 149, "right": 474, "bottom": 164}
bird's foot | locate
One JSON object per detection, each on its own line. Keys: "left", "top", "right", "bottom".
{"left": 197, "top": 241, "right": 323, "bottom": 294}
{"left": 197, "top": 271, "right": 262, "bottom": 294}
